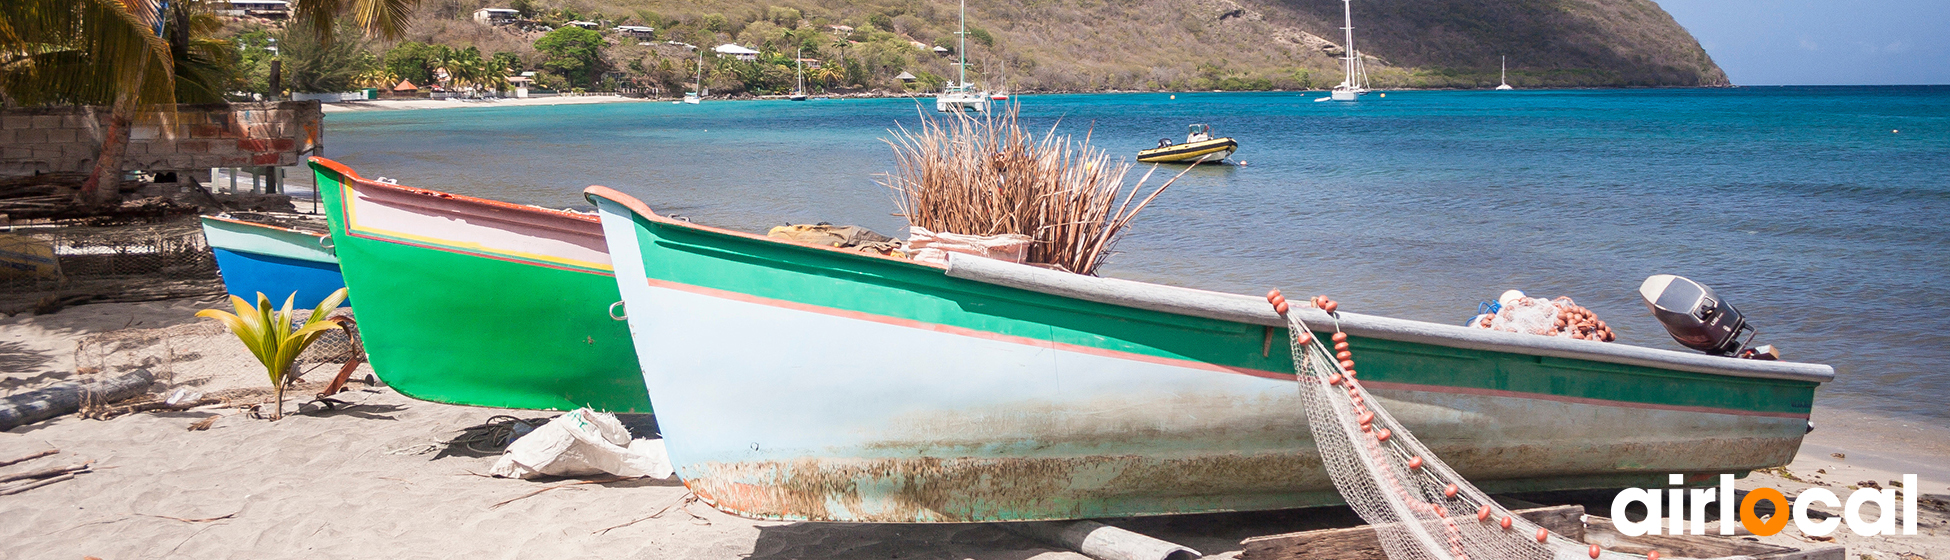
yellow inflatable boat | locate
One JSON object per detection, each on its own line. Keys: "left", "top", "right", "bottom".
{"left": 1137, "top": 124, "right": 1238, "bottom": 164}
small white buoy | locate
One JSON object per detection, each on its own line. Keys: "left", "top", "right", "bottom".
{"left": 1170, "top": 94, "right": 1176, "bottom": 100}
{"left": 1893, "top": 129, "right": 1900, "bottom": 133}
{"left": 1380, "top": 93, "right": 1386, "bottom": 98}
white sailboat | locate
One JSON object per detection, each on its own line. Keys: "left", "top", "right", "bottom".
{"left": 1496, "top": 56, "right": 1514, "bottom": 90}
{"left": 935, "top": 0, "right": 991, "bottom": 113}
{"left": 790, "top": 47, "right": 809, "bottom": 101}
{"left": 684, "top": 49, "right": 704, "bottom": 104}
{"left": 1318, "top": 0, "right": 1370, "bottom": 102}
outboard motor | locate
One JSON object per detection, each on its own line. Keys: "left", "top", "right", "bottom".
{"left": 1639, "top": 274, "right": 1754, "bottom": 356}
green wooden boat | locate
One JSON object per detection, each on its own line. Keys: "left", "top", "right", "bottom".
{"left": 311, "top": 157, "right": 649, "bottom": 412}
{"left": 586, "top": 185, "right": 1832, "bottom": 523}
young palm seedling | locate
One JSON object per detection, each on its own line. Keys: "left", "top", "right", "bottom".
{"left": 196, "top": 288, "right": 349, "bottom": 420}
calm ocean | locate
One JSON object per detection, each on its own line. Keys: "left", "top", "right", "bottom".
{"left": 323, "top": 86, "right": 1949, "bottom": 421}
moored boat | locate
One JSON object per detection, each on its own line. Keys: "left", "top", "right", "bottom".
{"left": 586, "top": 185, "right": 1832, "bottom": 523}
{"left": 310, "top": 158, "right": 650, "bottom": 412}
{"left": 1137, "top": 123, "right": 1237, "bottom": 163}
{"left": 200, "top": 213, "right": 348, "bottom": 310}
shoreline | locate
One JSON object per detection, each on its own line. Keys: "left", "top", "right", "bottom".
{"left": 319, "top": 85, "right": 1763, "bottom": 113}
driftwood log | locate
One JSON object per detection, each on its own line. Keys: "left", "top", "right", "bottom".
{"left": 0, "top": 369, "right": 154, "bottom": 431}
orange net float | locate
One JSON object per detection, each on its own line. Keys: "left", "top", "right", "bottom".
{"left": 1648, "top": 551, "right": 1660, "bottom": 560}
{"left": 1327, "top": 374, "right": 1343, "bottom": 385}
{"left": 1476, "top": 504, "right": 1493, "bottom": 521}
{"left": 1336, "top": 350, "right": 1352, "bottom": 361}
{"left": 1443, "top": 483, "right": 1459, "bottom": 498}
{"left": 1265, "top": 289, "right": 1282, "bottom": 304}
{"left": 1589, "top": 545, "right": 1602, "bottom": 559}
{"left": 1499, "top": 516, "right": 1513, "bottom": 530}
{"left": 1535, "top": 527, "right": 1549, "bottom": 543}
{"left": 1375, "top": 428, "right": 1392, "bottom": 441}
{"left": 1339, "top": 359, "right": 1357, "bottom": 370}
{"left": 1407, "top": 456, "right": 1423, "bottom": 470}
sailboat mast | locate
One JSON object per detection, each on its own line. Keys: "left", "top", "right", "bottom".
{"left": 958, "top": 0, "right": 968, "bottom": 89}
{"left": 797, "top": 47, "right": 805, "bottom": 92}
{"left": 1342, "top": 0, "right": 1354, "bottom": 86}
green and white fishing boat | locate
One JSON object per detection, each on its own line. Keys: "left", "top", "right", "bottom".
{"left": 586, "top": 186, "right": 1831, "bottom": 523}
{"left": 311, "top": 158, "right": 649, "bottom": 412}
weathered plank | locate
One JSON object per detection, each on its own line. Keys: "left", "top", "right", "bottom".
{"left": 1240, "top": 505, "right": 1585, "bottom": 560}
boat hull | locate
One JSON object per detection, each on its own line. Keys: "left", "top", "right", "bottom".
{"left": 200, "top": 215, "right": 348, "bottom": 309}
{"left": 586, "top": 187, "right": 1827, "bottom": 523}
{"left": 311, "top": 158, "right": 650, "bottom": 412}
{"left": 1136, "top": 138, "right": 1238, "bottom": 164}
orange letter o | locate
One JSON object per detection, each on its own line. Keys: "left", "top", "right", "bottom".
{"left": 1740, "top": 487, "right": 1790, "bottom": 536}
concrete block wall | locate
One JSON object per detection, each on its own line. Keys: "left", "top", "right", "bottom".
{"left": 0, "top": 101, "right": 323, "bottom": 178}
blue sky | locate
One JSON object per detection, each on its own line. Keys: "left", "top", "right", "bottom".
{"left": 1653, "top": 0, "right": 1950, "bottom": 85}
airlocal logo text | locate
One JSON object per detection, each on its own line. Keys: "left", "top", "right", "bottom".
{"left": 1612, "top": 474, "right": 1919, "bottom": 537}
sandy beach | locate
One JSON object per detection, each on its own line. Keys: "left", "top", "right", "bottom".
{"left": 318, "top": 95, "right": 655, "bottom": 113}
{"left": 3, "top": 298, "right": 1947, "bottom": 560}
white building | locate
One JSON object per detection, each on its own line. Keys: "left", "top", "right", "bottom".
{"left": 713, "top": 44, "right": 760, "bottom": 61}
{"left": 472, "top": 8, "right": 519, "bottom": 25}
{"left": 566, "top": 20, "right": 599, "bottom": 29}
{"left": 614, "top": 25, "right": 655, "bottom": 37}
{"left": 221, "top": 0, "right": 289, "bottom": 18}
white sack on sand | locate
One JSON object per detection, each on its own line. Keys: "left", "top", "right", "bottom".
{"left": 488, "top": 408, "right": 673, "bottom": 479}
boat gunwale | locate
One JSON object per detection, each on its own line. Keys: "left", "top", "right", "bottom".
{"left": 943, "top": 254, "right": 1835, "bottom": 384}
{"left": 310, "top": 157, "right": 603, "bottom": 229}
{"left": 199, "top": 214, "right": 331, "bottom": 239}
{"left": 583, "top": 185, "right": 948, "bottom": 271}
{"left": 584, "top": 186, "right": 1832, "bottom": 387}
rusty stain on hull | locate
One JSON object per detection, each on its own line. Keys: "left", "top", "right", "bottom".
{"left": 682, "top": 434, "right": 1802, "bottom": 522}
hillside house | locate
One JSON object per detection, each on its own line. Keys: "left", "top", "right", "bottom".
{"left": 472, "top": 8, "right": 518, "bottom": 25}
{"left": 713, "top": 44, "right": 760, "bottom": 61}
{"left": 566, "top": 20, "right": 599, "bottom": 29}
{"left": 221, "top": 0, "right": 288, "bottom": 18}
{"left": 615, "top": 25, "right": 655, "bottom": 38}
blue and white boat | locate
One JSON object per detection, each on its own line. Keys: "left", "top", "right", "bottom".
{"left": 200, "top": 213, "right": 349, "bottom": 309}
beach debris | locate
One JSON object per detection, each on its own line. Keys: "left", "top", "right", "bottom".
{"left": 1468, "top": 291, "right": 1617, "bottom": 341}
{"left": 0, "top": 458, "right": 91, "bottom": 496}
{"left": 0, "top": 449, "right": 59, "bottom": 468}
{"left": 0, "top": 368, "right": 155, "bottom": 431}
{"left": 594, "top": 493, "right": 704, "bottom": 535}
{"left": 1002, "top": 520, "right": 1201, "bottom": 560}
{"left": 1831, "top": 452, "right": 1846, "bottom": 460}
{"left": 194, "top": 288, "right": 351, "bottom": 420}
{"left": 452, "top": 415, "right": 555, "bottom": 454}
{"left": 186, "top": 415, "right": 221, "bottom": 431}
{"left": 489, "top": 475, "right": 635, "bottom": 509}
{"left": 137, "top": 511, "right": 238, "bottom": 523}
{"left": 487, "top": 409, "right": 674, "bottom": 480}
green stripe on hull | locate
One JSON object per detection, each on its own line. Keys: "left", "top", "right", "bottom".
{"left": 636, "top": 218, "right": 1814, "bottom": 417}
{"left": 314, "top": 161, "right": 650, "bottom": 412}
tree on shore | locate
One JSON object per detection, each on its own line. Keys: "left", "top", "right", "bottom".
{"left": 535, "top": 27, "right": 606, "bottom": 88}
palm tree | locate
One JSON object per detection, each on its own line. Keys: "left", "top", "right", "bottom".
{"left": 0, "top": 0, "right": 416, "bottom": 206}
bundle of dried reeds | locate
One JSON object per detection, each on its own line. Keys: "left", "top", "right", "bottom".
{"left": 882, "top": 105, "right": 1191, "bottom": 276}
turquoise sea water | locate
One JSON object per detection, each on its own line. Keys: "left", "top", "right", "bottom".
{"left": 324, "top": 86, "right": 1950, "bottom": 421}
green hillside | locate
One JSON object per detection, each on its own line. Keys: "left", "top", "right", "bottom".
{"left": 381, "top": 0, "right": 1727, "bottom": 93}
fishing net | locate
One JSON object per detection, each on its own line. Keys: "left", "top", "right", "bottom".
{"left": 1280, "top": 296, "right": 1647, "bottom": 560}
